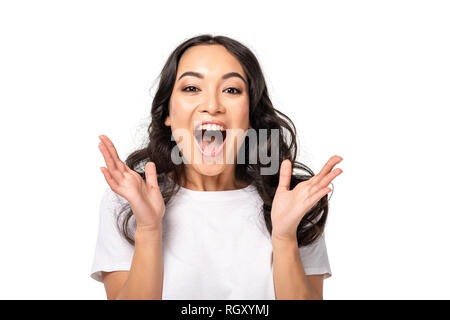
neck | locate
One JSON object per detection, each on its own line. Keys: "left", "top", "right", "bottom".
{"left": 168, "top": 165, "right": 249, "bottom": 191}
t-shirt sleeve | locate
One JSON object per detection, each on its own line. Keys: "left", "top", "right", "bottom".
{"left": 299, "top": 232, "right": 332, "bottom": 279}
{"left": 90, "top": 187, "right": 135, "bottom": 283}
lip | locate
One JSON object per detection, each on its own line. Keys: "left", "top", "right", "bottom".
{"left": 194, "top": 119, "right": 228, "bottom": 132}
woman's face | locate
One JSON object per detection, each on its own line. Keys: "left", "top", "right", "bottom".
{"left": 165, "top": 44, "right": 250, "bottom": 177}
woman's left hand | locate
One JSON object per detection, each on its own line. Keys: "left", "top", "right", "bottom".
{"left": 271, "top": 155, "right": 343, "bottom": 242}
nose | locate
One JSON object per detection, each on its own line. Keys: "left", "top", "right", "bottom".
{"left": 198, "top": 92, "right": 225, "bottom": 115}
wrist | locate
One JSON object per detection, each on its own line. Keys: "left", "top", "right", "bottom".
{"left": 271, "top": 230, "right": 297, "bottom": 243}
{"left": 135, "top": 224, "right": 163, "bottom": 242}
{"left": 271, "top": 234, "right": 298, "bottom": 250}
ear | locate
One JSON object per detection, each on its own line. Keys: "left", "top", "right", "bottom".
{"left": 164, "top": 116, "right": 171, "bottom": 127}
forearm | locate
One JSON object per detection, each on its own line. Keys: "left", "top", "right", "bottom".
{"left": 115, "top": 225, "right": 163, "bottom": 300}
{"left": 272, "top": 237, "right": 320, "bottom": 300}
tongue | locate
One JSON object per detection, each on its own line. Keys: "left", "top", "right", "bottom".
{"left": 202, "top": 135, "right": 217, "bottom": 154}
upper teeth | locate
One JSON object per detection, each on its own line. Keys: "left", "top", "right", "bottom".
{"left": 199, "top": 124, "right": 225, "bottom": 131}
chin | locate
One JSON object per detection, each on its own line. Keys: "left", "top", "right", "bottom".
{"left": 191, "top": 162, "right": 227, "bottom": 176}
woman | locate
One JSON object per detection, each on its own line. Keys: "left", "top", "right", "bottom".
{"left": 91, "top": 34, "right": 343, "bottom": 300}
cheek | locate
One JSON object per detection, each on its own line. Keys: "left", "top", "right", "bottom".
{"left": 169, "top": 95, "right": 195, "bottom": 125}
{"left": 232, "top": 100, "right": 250, "bottom": 127}
{"left": 228, "top": 100, "right": 250, "bottom": 153}
{"left": 170, "top": 95, "right": 193, "bottom": 113}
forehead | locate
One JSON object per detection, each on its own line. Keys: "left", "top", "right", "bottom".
{"left": 177, "top": 44, "right": 246, "bottom": 81}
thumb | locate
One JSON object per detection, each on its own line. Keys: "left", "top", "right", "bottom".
{"left": 145, "top": 161, "right": 158, "bottom": 189}
{"left": 277, "top": 159, "right": 292, "bottom": 191}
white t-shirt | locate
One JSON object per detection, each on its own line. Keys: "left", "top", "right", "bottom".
{"left": 90, "top": 173, "right": 332, "bottom": 299}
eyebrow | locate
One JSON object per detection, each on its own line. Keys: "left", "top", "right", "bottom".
{"left": 177, "top": 71, "right": 248, "bottom": 85}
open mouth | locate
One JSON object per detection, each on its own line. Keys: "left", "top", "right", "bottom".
{"left": 193, "top": 123, "right": 227, "bottom": 158}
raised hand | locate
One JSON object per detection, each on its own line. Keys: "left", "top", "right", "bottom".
{"left": 271, "top": 155, "right": 343, "bottom": 242}
{"left": 98, "top": 135, "right": 165, "bottom": 230}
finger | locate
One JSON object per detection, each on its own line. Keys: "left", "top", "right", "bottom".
{"left": 98, "top": 141, "right": 118, "bottom": 171}
{"left": 315, "top": 155, "right": 343, "bottom": 181}
{"left": 99, "top": 135, "right": 125, "bottom": 172}
{"left": 145, "top": 161, "right": 158, "bottom": 189}
{"left": 307, "top": 187, "right": 332, "bottom": 208}
{"left": 277, "top": 159, "right": 292, "bottom": 191}
{"left": 100, "top": 166, "right": 119, "bottom": 190}
{"left": 315, "top": 168, "right": 343, "bottom": 191}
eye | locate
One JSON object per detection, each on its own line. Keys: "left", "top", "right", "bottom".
{"left": 182, "top": 86, "right": 199, "bottom": 92}
{"left": 224, "top": 87, "right": 242, "bottom": 94}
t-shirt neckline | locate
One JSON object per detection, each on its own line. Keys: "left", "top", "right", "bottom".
{"left": 162, "top": 173, "right": 257, "bottom": 201}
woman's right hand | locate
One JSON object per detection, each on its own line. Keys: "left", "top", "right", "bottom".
{"left": 98, "top": 135, "right": 165, "bottom": 231}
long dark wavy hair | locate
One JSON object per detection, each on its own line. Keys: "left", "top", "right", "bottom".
{"left": 117, "top": 34, "right": 332, "bottom": 248}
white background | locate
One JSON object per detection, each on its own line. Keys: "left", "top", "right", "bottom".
{"left": 0, "top": 0, "right": 449, "bottom": 299}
